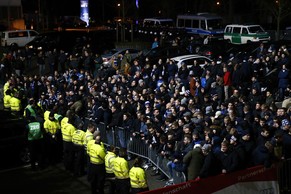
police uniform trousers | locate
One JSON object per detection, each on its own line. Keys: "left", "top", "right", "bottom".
{"left": 115, "top": 178, "right": 130, "bottom": 194}
{"left": 73, "top": 144, "right": 85, "bottom": 176}
{"left": 88, "top": 163, "right": 105, "bottom": 194}
{"left": 63, "top": 141, "right": 74, "bottom": 172}
{"left": 29, "top": 138, "right": 45, "bottom": 169}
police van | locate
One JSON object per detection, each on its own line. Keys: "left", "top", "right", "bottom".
{"left": 224, "top": 24, "right": 270, "bottom": 44}
{"left": 0, "top": 29, "right": 39, "bottom": 47}
{"left": 176, "top": 13, "right": 224, "bottom": 38}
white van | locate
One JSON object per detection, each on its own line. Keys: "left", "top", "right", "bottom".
{"left": 143, "top": 18, "right": 174, "bottom": 28}
{"left": 0, "top": 30, "right": 39, "bottom": 47}
{"left": 224, "top": 24, "right": 270, "bottom": 44}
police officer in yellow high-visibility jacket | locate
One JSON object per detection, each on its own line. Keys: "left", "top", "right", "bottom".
{"left": 10, "top": 91, "right": 22, "bottom": 116}
{"left": 3, "top": 89, "right": 12, "bottom": 111}
{"left": 129, "top": 157, "right": 149, "bottom": 194}
{"left": 72, "top": 125, "right": 86, "bottom": 177}
{"left": 105, "top": 145, "right": 117, "bottom": 194}
{"left": 43, "top": 112, "right": 61, "bottom": 165}
{"left": 3, "top": 79, "right": 11, "bottom": 97}
{"left": 113, "top": 148, "right": 130, "bottom": 194}
{"left": 88, "top": 133, "right": 106, "bottom": 194}
{"left": 61, "top": 109, "right": 74, "bottom": 129}
{"left": 61, "top": 116, "right": 76, "bottom": 172}
{"left": 43, "top": 109, "right": 51, "bottom": 121}
{"left": 84, "top": 123, "right": 96, "bottom": 169}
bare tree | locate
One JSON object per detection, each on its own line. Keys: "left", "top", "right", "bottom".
{"left": 263, "top": 0, "right": 291, "bottom": 40}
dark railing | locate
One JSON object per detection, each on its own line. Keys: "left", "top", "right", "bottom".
{"left": 93, "top": 120, "right": 291, "bottom": 191}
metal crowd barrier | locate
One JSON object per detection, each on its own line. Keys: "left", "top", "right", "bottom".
{"left": 85, "top": 119, "right": 291, "bottom": 190}
{"left": 94, "top": 121, "right": 185, "bottom": 182}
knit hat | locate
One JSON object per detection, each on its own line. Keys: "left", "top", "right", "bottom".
{"left": 214, "top": 111, "right": 222, "bottom": 119}
{"left": 205, "top": 106, "right": 213, "bottom": 115}
{"left": 194, "top": 144, "right": 202, "bottom": 149}
{"left": 145, "top": 101, "right": 150, "bottom": 106}
{"left": 202, "top": 144, "right": 212, "bottom": 153}
{"left": 240, "top": 129, "right": 250, "bottom": 136}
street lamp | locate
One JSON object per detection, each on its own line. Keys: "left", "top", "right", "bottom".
{"left": 117, "top": 3, "right": 121, "bottom": 18}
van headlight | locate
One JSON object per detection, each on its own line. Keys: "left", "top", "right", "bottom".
{"left": 37, "top": 47, "right": 42, "bottom": 50}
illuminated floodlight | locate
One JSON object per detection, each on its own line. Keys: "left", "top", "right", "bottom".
{"left": 80, "top": 0, "right": 89, "bottom": 26}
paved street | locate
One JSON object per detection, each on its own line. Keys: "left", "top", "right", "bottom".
{"left": 0, "top": 161, "right": 166, "bottom": 194}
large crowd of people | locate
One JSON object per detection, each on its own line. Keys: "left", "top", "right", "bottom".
{"left": 1, "top": 36, "right": 291, "bottom": 193}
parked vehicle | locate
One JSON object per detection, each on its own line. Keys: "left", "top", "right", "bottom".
{"left": 224, "top": 24, "right": 270, "bottom": 44}
{"left": 142, "top": 46, "right": 190, "bottom": 64}
{"left": 171, "top": 54, "right": 213, "bottom": 69}
{"left": 176, "top": 13, "right": 224, "bottom": 39}
{"left": 0, "top": 29, "right": 38, "bottom": 48}
{"left": 102, "top": 48, "right": 142, "bottom": 66}
{"left": 195, "top": 39, "right": 234, "bottom": 59}
{"left": 143, "top": 18, "right": 174, "bottom": 28}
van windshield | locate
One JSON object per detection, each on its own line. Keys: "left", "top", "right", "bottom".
{"left": 207, "top": 19, "right": 223, "bottom": 30}
{"left": 248, "top": 26, "right": 265, "bottom": 33}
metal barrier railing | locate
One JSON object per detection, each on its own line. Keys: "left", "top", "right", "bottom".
{"left": 94, "top": 121, "right": 180, "bottom": 180}
{"left": 89, "top": 120, "right": 291, "bottom": 189}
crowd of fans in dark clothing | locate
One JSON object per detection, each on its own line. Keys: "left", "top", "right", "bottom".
{"left": 1, "top": 37, "right": 291, "bottom": 185}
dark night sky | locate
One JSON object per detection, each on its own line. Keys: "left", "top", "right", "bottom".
{"left": 20, "top": 0, "right": 291, "bottom": 28}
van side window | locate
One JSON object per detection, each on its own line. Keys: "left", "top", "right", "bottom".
{"left": 9, "top": 32, "right": 18, "bottom": 38}
{"left": 233, "top": 27, "right": 241, "bottom": 34}
{"left": 9, "top": 31, "right": 28, "bottom": 38}
{"left": 242, "top": 28, "right": 248, "bottom": 34}
{"left": 185, "top": 19, "right": 191, "bottom": 28}
{"left": 192, "top": 20, "right": 199, "bottom": 28}
{"left": 178, "top": 19, "right": 184, "bottom": 27}
{"left": 225, "top": 27, "right": 232, "bottom": 33}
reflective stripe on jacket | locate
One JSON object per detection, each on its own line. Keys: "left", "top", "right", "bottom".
{"left": 10, "top": 97, "right": 21, "bottom": 111}
{"left": 72, "top": 130, "right": 85, "bottom": 145}
{"left": 129, "top": 166, "right": 148, "bottom": 189}
{"left": 105, "top": 151, "right": 116, "bottom": 174}
{"left": 89, "top": 143, "right": 106, "bottom": 165}
{"left": 24, "top": 105, "right": 36, "bottom": 118}
{"left": 113, "top": 157, "right": 129, "bottom": 179}
{"left": 44, "top": 119, "right": 60, "bottom": 135}
{"left": 4, "top": 95, "right": 11, "bottom": 109}
{"left": 61, "top": 123, "right": 76, "bottom": 142}
{"left": 84, "top": 130, "right": 94, "bottom": 150}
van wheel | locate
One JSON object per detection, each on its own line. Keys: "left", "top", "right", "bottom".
{"left": 247, "top": 40, "right": 252, "bottom": 44}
